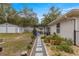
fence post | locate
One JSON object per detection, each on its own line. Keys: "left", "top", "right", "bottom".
{"left": 74, "top": 30, "right": 76, "bottom": 45}
{"left": 74, "top": 18, "right": 77, "bottom": 45}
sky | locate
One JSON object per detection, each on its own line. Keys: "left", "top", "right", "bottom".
{"left": 12, "top": 3, "right": 79, "bottom": 23}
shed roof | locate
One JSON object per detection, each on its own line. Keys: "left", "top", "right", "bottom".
{"left": 0, "top": 23, "right": 19, "bottom": 27}
{"left": 48, "top": 9, "right": 79, "bottom": 26}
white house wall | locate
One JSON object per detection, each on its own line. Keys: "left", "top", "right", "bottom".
{"left": 7, "top": 27, "right": 17, "bottom": 33}
{"left": 50, "top": 20, "right": 74, "bottom": 41}
{"left": 76, "top": 18, "right": 79, "bottom": 45}
{"left": 76, "top": 18, "right": 79, "bottom": 31}
{"left": 0, "top": 23, "right": 24, "bottom": 33}
{"left": 0, "top": 27, "right": 6, "bottom": 33}
{"left": 50, "top": 25, "right": 56, "bottom": 34}
{"left": 60, "top": 18, "right": 79, "bottom": 45}
{"left": 60, "top": 20, "right": 74, "bottom": 41}
{"left": 24, "top": 27, "right": 33, "bottom": 32}
{"left": 19, "top": 27, "right": 24, "bottom": 33}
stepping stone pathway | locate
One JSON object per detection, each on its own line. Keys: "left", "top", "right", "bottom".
{"left": 31, "top": 36, "right": 47, "bottom": 56}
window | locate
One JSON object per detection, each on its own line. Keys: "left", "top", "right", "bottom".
{"left": 56, "top": 23, "right": 60, "bottom": 33}
{"left": 47, "top": 27, "right": 50, "bottom": 35}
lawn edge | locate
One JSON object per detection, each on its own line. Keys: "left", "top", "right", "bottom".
{"left": 30, "top": 38, "right": 36, "bottom": 56}
{"left": 42, "top": 39, "right": 49, "bottom": 56}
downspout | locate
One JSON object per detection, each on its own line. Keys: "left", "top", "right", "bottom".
{"left": 73, "top": 18, "right": 77, "bottom": 45}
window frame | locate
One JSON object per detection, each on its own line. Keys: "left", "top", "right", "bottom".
{"left": 56, "top": 23, "right": 60, "bottom": 33}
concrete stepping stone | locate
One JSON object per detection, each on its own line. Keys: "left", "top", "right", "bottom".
{"left": 37, "top": 44, "right": 42, "bottom": 47}
{"left": 31, "top": 36, "right": 47, "bottom": 56}
{"left": 35, "top": 53, "right": 43, "bottom": 56}
{"left": 36, "top": 44, "right": 42, "bottom": 47}
{"left": 36, "top": 47, "right": 42, "bottom": 51}
{"left": 37, "top": 43, "right": 41, "bottom": 44}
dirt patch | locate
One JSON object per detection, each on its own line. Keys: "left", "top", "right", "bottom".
{"left": 0, "top": 32, "right": 34, "bottom": 56}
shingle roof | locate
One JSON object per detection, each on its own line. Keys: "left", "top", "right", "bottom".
{"left": 48, "top": 9, "right": 79, "bottom": 26}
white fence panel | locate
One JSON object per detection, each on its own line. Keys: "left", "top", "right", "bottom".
{"left": 0, "top": 27, "right": 6, "bottom": 33}
{"left": 7, "top": 27, "right": 17, "bottom": 33}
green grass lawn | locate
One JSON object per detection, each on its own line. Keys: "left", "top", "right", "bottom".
{"left": 0, "top": 33, "right": 22, "bottom": 39}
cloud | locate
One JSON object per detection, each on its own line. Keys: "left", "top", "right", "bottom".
{"left": 62, "top": 6, "right": 79, "bottom": 14}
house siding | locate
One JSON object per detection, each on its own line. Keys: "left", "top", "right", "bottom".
{"left": 7, "top": 27, "right": 17, "bottom": 33}
{"left": 49, "top": 9, "right": 79, "bottom": 46}
{"left": 24, "top": 27, "right": 33, "bottom": 32}
{"left": 60, "top": 20, "right": 74, "bottom": 41}
{"left": 50, "top": 25, "right": 56, "bottom": 34}
{"left": 76, "top": 18, "right": 79, "bottom": 45}
{"left": 0, "top": 27, "right": 6, "bottom": 33}
{"left": 76, "top": 18, "right": 79, "bottom": 30}
{"left": 0, "top": 23, "right": 24, "bottom": 33}
{"left": 50, "top": 19, "right": 74, "bottom": 42}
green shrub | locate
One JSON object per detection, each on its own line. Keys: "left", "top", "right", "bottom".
{"left": 31, "top": 34, "right": 35, "bottom": 39}
{"left": 44, "top": 33, "right": 74, "bottom": 54}
{"left": 41, "top": 35, "right": 46, "bottom": 39}
{"left": 56, "top": 44, "right": 73, "bottom": 53}
{"left": 50, "top": 45, "right": 57, "bottom": 50}
{"left": 43, "top": 33, "right": 73, "bottom": 46}
{"left": 43, "top": 33, "right": 64, "bottom": 45}
{"left": 44, "top": 35, "right": 52, "bottom": 43}
{"left": 46, "top": 43, "right": 50, "bottom": 46}
{"left": 27, "top": 45, "right": 31, "bottom": 50}
{"left": 54, "top": 52, "right": 62, "bottom": 56}
{"left": 64, "top": 38, "right": 73, "bottom": 46}
{"left": 50, "top": 33, "right": 64, "bottom": 45}
{"left": 44, "top": 38, "right": 49, "bottom": 43}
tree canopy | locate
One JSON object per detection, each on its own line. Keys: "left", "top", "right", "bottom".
{"left": 0, "top": 4, "right": 38, "bottom": 27}
{"left": 41, "top": 6, "right": 61, "bottom": 25}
